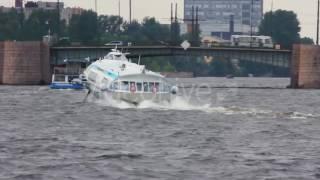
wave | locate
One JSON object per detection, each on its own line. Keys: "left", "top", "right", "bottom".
{"left": 95, "top": 152, "right": 142, "bottom": 160}
{"left": 275, "top": 111, "right": 318, "bottom": 119}
{"left": 90, "top": 95, "right": 318, "bottom": 119}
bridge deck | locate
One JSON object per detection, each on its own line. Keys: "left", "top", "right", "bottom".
{"left": 50, "top": 46, "right": 292, "bottom": 68}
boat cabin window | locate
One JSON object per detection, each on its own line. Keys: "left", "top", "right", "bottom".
{"left": 233, "top": 37, "right": 239, "bottom": 42}
{"left": 148, "top": 82, "right": 159, "bottom": 92}
{"left": 113, "top": 81, "right": 169, "bottom": 93}
{"left": 111, "top": 81, "right": 119, "bottom": 90}
{"left": 265, "top": 39, "right": 271, "bottom": 44}
{"left": 155, "top": 82, "right": 160, "bottom": 91}
{"left": 114, "top": 54, "right": 122, "bottom": 60}
{"left": 68, "top": 75, "right": 79, "bottom": 82}
{"left": 143, "top": 82, "right": 149, "bottom": 92}
{"left": 149, "top": 82, "right": 155, "bottom": 92}
{"left": 54, "top": 75, "right": 66, "bottom": 82}
{"left": 120, "top": 81, "right": 129, "bottom": 91}
{"left": 136, "top": 82, "right": 142, "bottom": 92}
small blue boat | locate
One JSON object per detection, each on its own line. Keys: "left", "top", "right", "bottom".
{"left": 50, "top": 82, "right": 83, "bottom": 90}
{"left": 49, "top": 74, "right": 84, "bottom": 90}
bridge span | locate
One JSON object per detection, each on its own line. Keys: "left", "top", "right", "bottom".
{"left": 50, "top": 46, "right": 292, "bottom": 68}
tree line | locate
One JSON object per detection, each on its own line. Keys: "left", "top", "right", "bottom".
{"left": 259, "top": 9, "right": 314, "bottom": 49}
{"left": 0, "top": 8, "right": 313, "bottom": 48}
{"left": 0, "top": 8, "right": 189, "bottom": 46}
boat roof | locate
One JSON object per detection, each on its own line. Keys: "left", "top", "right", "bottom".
{"left": 88, "top": 52, "right": 164, "bottom": 81}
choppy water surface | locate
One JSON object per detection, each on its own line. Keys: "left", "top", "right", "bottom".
{"left": 1, "top": 77, "right": 320, "bottom": 180}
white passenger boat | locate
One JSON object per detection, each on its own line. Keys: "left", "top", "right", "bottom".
{"left": 82, "top": 49, "right": 178, "bottom": 105}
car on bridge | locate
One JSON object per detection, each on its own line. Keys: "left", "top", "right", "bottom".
{"left": 104, "top": 41, "right": 132, "bottom": 46}
{"left": 105, "top": 41, "right": 123, "bottom": 46}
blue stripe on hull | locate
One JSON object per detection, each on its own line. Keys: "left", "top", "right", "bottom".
{"left": 50, "top": 83, "right": 84, "bottom": 90}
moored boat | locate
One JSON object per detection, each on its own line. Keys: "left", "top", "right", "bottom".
{"left": 49, "top": 74, "right": 84, "bottom": 90}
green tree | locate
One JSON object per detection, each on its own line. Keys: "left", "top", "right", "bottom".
{"left": 170, "top": 21, "right": 181, "bottom": 45}
{"left": 121, "top": 17, "right": 178, "bottom": 46}
{"left": 0, "top": 9, "right": 66, "bottom": 41}
{"left": 69, "top": 10, "right": 98, "bottom": 44}
{"left": 180, "top": 29, "right": 201, "bottom": 47}
{"left": 98, "top": 15, "right": 123, "bottom": 35}
{"left": 0, "top": 9, "right": 22, "bottom": 40}
{"left": 141, "top": 17, "right": 170, "bottom": 45}
{"left": 259, "top": 10, "right": 301, "bottom": 49}
{"left": 122, "top": 20, "right": 147, "bottom": 45}
{"left": 300, "top": 37, "right": 314, "bottom": 45}
{"left": 208, "top": 59, "right": 234, "bottom": 77}
{"left": 97, "top": 15, "right": 124, "bottom": 44}
{"left": 22, "top": 9, "right": 64, "bottom": 41}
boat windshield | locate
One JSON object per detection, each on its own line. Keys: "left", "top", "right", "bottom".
{"left": 120, "top": 81, "right": 129, "bottom": 91}
{"left": 104, "top": 53, "right": 127, "bottom": 61}
{"left": 52, "top": 74, "right": 80, "bottom": 83}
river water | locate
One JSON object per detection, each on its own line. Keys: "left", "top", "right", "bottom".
{"left": 0, "top": 77, "right": 320, "bottom": 180}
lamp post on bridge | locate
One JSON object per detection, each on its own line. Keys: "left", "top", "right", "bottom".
{"left": 56, "top": 0, "right": 60, "bottom": 37}
{"left": 129, "top": 0, "right": 132, "bottom": 23}
{"left": 250, "top": 0, "right": 254, "bottom": 48}
{"left": 317, "top": 0, "right": 319, "bottom": 45}
{"left": 95, "top": 0, "right": 97, "bottom": 13}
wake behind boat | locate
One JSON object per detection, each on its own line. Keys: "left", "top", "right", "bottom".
{"left": 82, "top": 49, "right": 178, "bottom": 105}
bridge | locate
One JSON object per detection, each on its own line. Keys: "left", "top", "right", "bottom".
{"left": 1, "top": 41, "right": 317, "bottom": 88}
{"left": 50, "top": 46, "right": 292, "bottom": 68}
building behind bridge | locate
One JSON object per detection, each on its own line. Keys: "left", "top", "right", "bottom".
{"left": 183, "top": 0, "right": 263, "bottom": 40}
{"left": 2, "top": 0, "right": 84, "bottom": 26}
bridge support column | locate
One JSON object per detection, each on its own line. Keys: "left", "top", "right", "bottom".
{"left": 0, "top": 42, "right": 4, "bottom": 84}
{"left": 0, "top": 41, "right": 51, "bottom": 85}
{"left": 290, "top": 44, "right": 320, "bottom": 88}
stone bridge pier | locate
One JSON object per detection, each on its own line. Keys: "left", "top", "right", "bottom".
{"left": 290, "top": 44, "right": 320, "bottom": 89}
{"left": 0, "top": 41, "right": 50, "bottom": 85}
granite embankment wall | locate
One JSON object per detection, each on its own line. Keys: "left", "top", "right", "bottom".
{"left": 291, "top": 45, "right": 320, "bottom": 89}
{"left": 0, "top": 41, "right": 50, "bottom": 85}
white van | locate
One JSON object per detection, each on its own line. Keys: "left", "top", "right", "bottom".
{"left": 105, "top": 41, "right": 124, "bottom": 46}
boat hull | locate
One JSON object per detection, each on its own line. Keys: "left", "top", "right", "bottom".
{"left": 50, "top": 83, "right": 84, "bottom": 90}
{"left": 93, "top": 90, "right": 172, "bottom": 105}
{"left": 113, "top": 92, "right": 172, "bottom": 105}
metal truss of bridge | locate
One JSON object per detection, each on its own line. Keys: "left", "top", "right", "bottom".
{"left": 50, "top": 46, "right": 292, "bottom": 68}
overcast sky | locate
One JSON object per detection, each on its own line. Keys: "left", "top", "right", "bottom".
{"left": 1, "top": 0, "right": 318, "bottom": 40}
